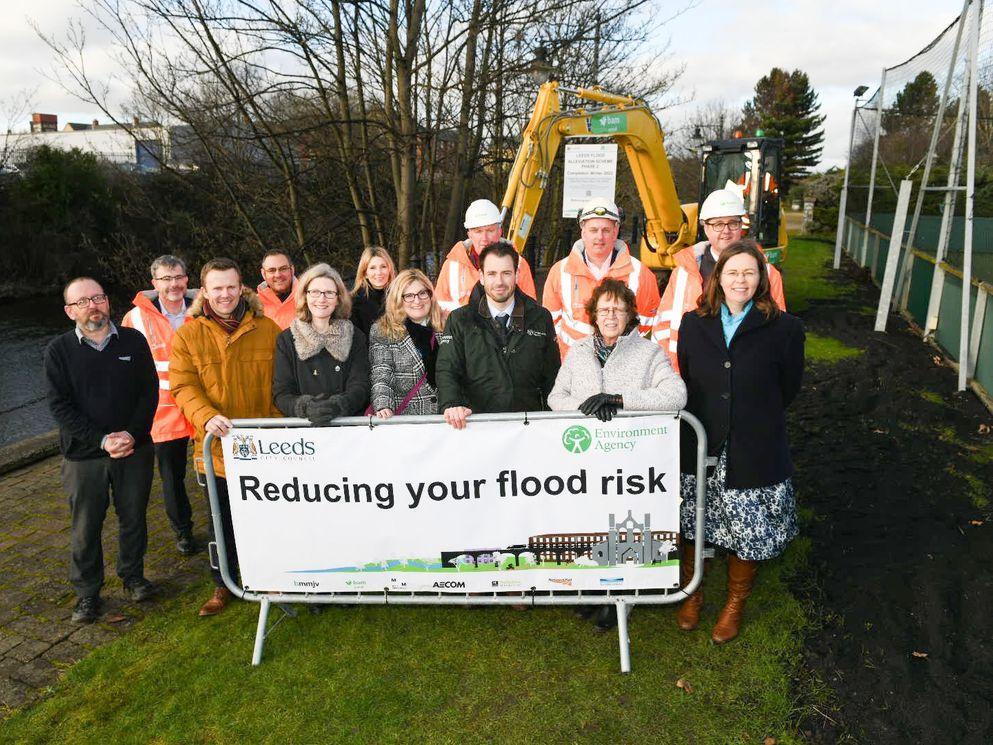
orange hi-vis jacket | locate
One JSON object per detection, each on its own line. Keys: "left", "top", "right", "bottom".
{"left": 651, "top": 241, "right": 787, "bottom": 370}
{"left": 121, "top": 290, "right": 196, "bottom": 443}
{"left": 257, "top": 278, "right": 298, "bottom": 330}
{"left": 542, "top": 239, "right": 661, "bottom": 360}
{"left": 434, "top": 239, "right": 537, "bottom": 313}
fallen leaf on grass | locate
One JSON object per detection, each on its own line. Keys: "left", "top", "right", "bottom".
{"left": 969, "top": 520, "right": 984, "bottom": 526}
{"left": 675, "top": 677, "right": 694, "bottom": 694}
{"left": 979, "top": 424, "right": 991, "bottom": 435}
{"left": 911, "top": 651, "right": 928, "bottom": 659}
{"left": 872, "top": 428, "right": 889, "bottom": 435}
{"left": 764, "top": 738, "right": 778, "bottom": 745}
{"left": 105, "top": 612, "right": 128, "bottom": 624}
{"left": 931, "top": 355, "right": 944, "bottom": 366}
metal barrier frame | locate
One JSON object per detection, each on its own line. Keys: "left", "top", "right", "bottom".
{"left": 203, "top": 410, "right": 709, "bottom": 673}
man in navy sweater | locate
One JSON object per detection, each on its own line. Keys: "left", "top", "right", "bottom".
{"left": 44, "top": 277, "right": 159, "bottom": 623}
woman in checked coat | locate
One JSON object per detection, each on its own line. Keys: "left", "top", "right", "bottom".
{"left": 368, "top": 269, "right": 443, "bottom": 417}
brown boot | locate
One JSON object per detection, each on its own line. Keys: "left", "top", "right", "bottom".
{"left": 711, "top": 555, "right": 758, "bottom": 644}
{"left": 198, "top": 587, "right": 233, "bottom": 617}
{"left": 675, "top": 541, "right": 704, "bottom": 631}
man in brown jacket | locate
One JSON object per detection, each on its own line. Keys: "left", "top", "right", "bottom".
{"left": 170, "top": 257, "right": 282, "bottom": 617}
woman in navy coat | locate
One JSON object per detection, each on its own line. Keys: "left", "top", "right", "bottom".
{"left": 675, "top": 239, "right": 805, "bottom": 644}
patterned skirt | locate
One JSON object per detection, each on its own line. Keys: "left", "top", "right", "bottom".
{"left": 679, "top": 447, "right": 798, "bottom": 561}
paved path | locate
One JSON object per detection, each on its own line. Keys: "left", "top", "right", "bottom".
{"left": 0, "top": 454, "right": 209, "bottom": 716}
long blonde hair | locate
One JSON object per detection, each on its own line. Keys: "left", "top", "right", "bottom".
{"left": 295, "top": 263, "right": 352, "bottom": 322}
{"left": 374, "top": 269, "right": 442, "bottom": 340}
{"left": 351, "top": 246, "right": 397, "bottom": 295}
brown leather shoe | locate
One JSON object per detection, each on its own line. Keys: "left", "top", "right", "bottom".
{"left": 711, "top": 555, "right": 758, "bottom": 644}
{"left": 198, "top": 587, "right": 233, "bottom": 617}
{"left": 676, "top": 541, "right": 704, "bottom": 631}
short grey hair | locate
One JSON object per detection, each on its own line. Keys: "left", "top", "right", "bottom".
{"left": 150, "top": 254, "right": 188, "bottom": 279}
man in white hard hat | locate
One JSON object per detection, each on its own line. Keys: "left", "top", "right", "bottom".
{"left": 651, "top": 188, "right": 786, "bottom": 369}
{"left": 542, "top": 197, "right": 660, "bottom": 359}
{"left": 435, "top": 199, "right": 536, "bottom": 315}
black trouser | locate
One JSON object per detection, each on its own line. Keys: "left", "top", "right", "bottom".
{"left": 61, "top": 442, "right": 154, "bottom": 599}
{"left": 203, "top": 477, "right": 239, "bottom": 587}
{"left": 154, "top": 436, "right": 192, "bottom": 535}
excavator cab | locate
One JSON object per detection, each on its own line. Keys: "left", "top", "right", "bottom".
{"left": 698, "top": 137, "right": 787, "bottom": 265}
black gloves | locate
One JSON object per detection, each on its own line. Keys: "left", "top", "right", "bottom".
{"left": 579, "top": 393, "right": 623, "bottom": 422}
{"left": 294, "top": 394, "right": 344, "bottom": 426}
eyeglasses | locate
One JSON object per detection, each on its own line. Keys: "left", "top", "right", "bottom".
{"left": 595, "top": 307, "right": 628, "bottom": 318}
{"left": 66, "top": 294, "right": 108, "bottom": 309}
{"left": 579, "top": 206, "right": 619, "bottom": 220}
{"left": 263, "top": 265, "right": 293, "bottom": 275}
{"left": 704, "top": 219, "right": 743, "bottom": 232}
{"left": 402, "top": 289, "right": 432, "bottom": 303}
{"left": 153, "top": 274, "right": 187, "bottom": 283}
{"left": 306, "top": 289, "right": 339, "bottom": 299}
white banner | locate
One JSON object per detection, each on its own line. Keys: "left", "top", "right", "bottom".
{"left": 221, "top": 414, "right": 680, "bottom": 594}
{"left": 562, "top": 143, "right": 618, "bottom": 218}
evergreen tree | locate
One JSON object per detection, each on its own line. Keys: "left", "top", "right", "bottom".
{"left": 740, "top": 68, "right": 825, "bottom": 195}
{"left": 883, "top": 71, "right": 940, "bottom": 131}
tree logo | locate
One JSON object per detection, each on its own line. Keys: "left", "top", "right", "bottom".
{"left": 562, "top": 425, "right": 592, "bottom": 453}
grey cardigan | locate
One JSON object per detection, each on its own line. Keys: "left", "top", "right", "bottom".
{"left": 368, "top": 324, "right": 440, "bottom": 415}
{"left": 548, "top": 331, "right": 687, "bottom": 412}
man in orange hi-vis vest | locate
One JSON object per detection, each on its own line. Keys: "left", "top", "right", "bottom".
{"left": 121, "top": 255, "right": 198, "bottom": 556}
{"left": 542, "top": 198, "right": 660, "bottom": 359}
{"left": 651, "top": 189, "right": 786, "bottom": 370}
{"left": 435, "top": 199, "right": 536, "bottom": 315}
{"left": 257, "top": 249, "right": 298, "bottom": 329}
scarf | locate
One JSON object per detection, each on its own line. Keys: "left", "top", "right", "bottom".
{"left": 203, "top": 297, "right": 247, "bottom": 335}
{"left": 291, "top": 318, "right": 354, "bottom": 362}
{"left": 405, "top": 318, "right": 437, "bottom": 387}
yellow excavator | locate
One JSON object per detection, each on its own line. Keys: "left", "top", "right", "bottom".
{"left": 498, "top": 81, "right": 789, "bottom": 271}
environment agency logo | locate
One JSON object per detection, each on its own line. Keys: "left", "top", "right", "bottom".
{"left": 562, "top": 425, "right": 592, "bottom": 453}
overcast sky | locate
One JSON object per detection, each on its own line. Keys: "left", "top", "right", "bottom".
{"left": 2, "top": 0, "right": 969, "bottom": 169}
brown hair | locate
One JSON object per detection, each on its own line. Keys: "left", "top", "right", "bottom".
{"left": 295, "top": 263, "right": 352, "bottom": 322}
{"left": 261, "top": 249, "right": 294, "bottom": 267}
{"left": 63, "top": 276, "right": 103, "bottom": 304}
{"left": 584, "top": 278, "right": 638, "bottom": 334}
{"left": 200, "top": 258, "right": 241, "bottom": 287}
{"left": 696, "top": 240, "right": 780, "bottom": 320}
{"left": 478, "top": 240, "right": 520, "bottom": 272}
{"left": 374, "top": 269, "right": 443, "bottom": 340}
{"left": 351, "top": 246, "right": 397, "bottom": 295}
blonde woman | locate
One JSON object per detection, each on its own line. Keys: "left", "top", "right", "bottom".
{"left": 273, "top": 263, "right": 369, "bottom": 423}
{"left": 368, "top": 269, "right": 443, "bottom": 418}
{"left": 351, "top": 246, "right": 397, "bottom": 337}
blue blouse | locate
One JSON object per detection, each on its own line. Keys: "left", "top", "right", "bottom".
{"left": 720, "top": 301, "right": 754, "bottom": 347}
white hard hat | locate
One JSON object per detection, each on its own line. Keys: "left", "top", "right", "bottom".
{"left": 578, "top": 197, "right": 620, "bottom": 223}
{"left": 699, "top": 189, "right": 746, "bottom": 221}
{"left": 464, "top": 199, "right": 503, "bottom": 230}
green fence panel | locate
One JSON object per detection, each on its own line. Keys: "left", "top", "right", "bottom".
{"left": 974, "top": 290, "right": 993, "bottom": 399}
{"left": 907, "top": 256, "right": 935, "bottom": 327}
{"left": 873, "top": 237, "right": 890, "bottom": 283}
{"left": 935, "top": 275, "right": 964, "bottom": 361}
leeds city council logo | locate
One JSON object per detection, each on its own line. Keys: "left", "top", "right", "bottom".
{"left": 562, "top": 425, "right": 592, "bottom": 453}
{"left": 231, "top": 435, "right": 258, "bottom": 460}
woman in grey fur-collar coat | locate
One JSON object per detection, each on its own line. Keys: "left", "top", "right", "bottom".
{"left": 548, "top": 279, "right": 686, "bottom": 420}
{"left": 272, "top": 264, "right": 370, "bottom": 424}
{"left": 368, "top": 269, "right": 443, "bottom": 417}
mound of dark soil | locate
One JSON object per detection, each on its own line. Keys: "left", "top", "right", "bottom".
{"left": 791, "top": 258, "right": 993, "bottom": 742}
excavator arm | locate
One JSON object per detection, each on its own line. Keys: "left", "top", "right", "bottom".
{"left": 499, "top": 81, "right": 695, "bottom": 270}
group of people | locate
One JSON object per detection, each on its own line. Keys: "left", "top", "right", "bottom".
{"left": 45, "top": 188, "right": 804, "bottom": 645}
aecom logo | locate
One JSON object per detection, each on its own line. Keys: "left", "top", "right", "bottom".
{"left": 432, "top": 581, "right": 466, "bottom": 589}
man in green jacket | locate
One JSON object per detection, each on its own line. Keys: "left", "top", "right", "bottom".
{"left": 437, "top": 240, "right": 560, "bottom": 429}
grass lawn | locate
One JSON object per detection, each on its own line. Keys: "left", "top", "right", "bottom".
{"left": 1, "top": 236, "right": 856, "bottom": 744}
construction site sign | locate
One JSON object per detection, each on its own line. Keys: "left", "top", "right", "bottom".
{"left": 222, "top": 414, "right": 680, "bottom": 594}
{"left": 562, "top": 143, "right": 618, "bottom": 218}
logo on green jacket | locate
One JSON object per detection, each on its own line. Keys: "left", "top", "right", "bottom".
{"left": 562, "top": 425, "right": 592, "bottom": 453}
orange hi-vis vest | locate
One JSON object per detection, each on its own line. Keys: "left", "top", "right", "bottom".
{"left": 434, "top": 239, "right": 537, "bottom": 313}
{"left": 257, "top": 278, "right": 298, "bottom": 330}
{"left": 651, "top": 241, "right": 787, "bottom": 370}
{"left": 121, "top": 290, "right": 195, "bottom": 443}
{"left": 542, "top": 240, "right": 661, "bottom": 360}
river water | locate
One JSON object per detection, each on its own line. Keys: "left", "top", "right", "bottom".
{"left": 0, "top": 297, "right": 73, "bottom": 448}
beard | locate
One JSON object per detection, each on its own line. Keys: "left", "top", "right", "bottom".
{"left": 81, "top": 313, "right": 109, "bottom": 332}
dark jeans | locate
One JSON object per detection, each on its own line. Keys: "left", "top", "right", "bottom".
{"left": 61, "top": 442, "right": 154, "bottom": 599}
{"left": 203, "top": 477, "right": 239, "bottom": 588}
{"left": 154, "top": 437, "right": 192, "bottom": 535}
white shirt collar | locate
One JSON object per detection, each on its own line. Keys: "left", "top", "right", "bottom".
{"left": 486, "top": 297, "right": 515, "bottom": 319}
